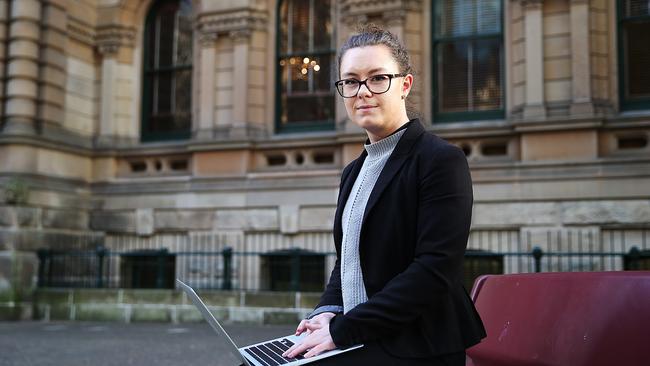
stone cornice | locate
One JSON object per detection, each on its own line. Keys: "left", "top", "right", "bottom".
{"left": 96, "top": 25, "right": 136, "bottom": 56}
{"left": 67, "top": 16, "right": 95, "bottom": 47}
{"left": 341, "top": 0, "right": 422, "bottom": 25}
{"left": 518, "top": 0, "right": 544, "bottom": 10}
{"left": 196, "top": 8, "right": 268, "bottom": 39}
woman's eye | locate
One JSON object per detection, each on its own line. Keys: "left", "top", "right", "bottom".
{"left": 370, "top": 75, "right": 388, "bottom": 82}
{"left": 343, "top": 79, "right": 358, "bottom": 86}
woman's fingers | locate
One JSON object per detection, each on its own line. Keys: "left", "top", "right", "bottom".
{"left": 295, "top": 319, "right": 309, "bottom": 335}
{"left": 303, "top": 341, "right": 333, "bottom": 359}
{"left": 304, "top": 322, "right": 324, "bottom": 331}
{"left": 282, "top": 340, "right": 311, "bottom": 359}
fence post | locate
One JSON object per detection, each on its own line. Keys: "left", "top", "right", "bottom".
{"left": 96, "top": 246, "right": 106, "bottom": 288}
{"left": 222, "top": 247, "right": 232, "bottom": 290}
{"left": 627, "top": 246, "right": 640, "bottom": 270}
{"left": 532, "top": 246, "right": 543, "bottom": 273}
{"left": 290, "top": 248, "right": 300, "bottom": 292}
{"left": 36, "top": 249, "right": 47, "bottom": 287}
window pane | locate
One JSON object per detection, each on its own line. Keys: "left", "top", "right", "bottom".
{"left": 279, "top": 0, "right": 289, "bottom": 54}
{"left": 290, "top": 0, "right": 309, "bottom": 52}
{"left": 625, "top": 22, "right": 650, "bottom": 98}
{"left": 176, "top": 2, "right": 193, "bottom": 66}
{"left": 438, "top": 42, "right": 469, "bottom": 112}
{"left": 155, "top": 72, "right": 172, "bottom": 113}
{"left": 157, "top": 6, "right": 176, "bottom": 68}
{"left": 472, "top": 39, "right": 502, "bottom": 110}
{"left": 288, "top": 57, "right": 309, "bottom": 93}
{"left": 625, "top": 0, "right": 650, "bottom": 17}
{"left": 175, "top": 69, "right": 192, "bottom": 113}
{"left": 435, "top": 0, "right": 501, "bottom": 37}
{"left": 283, "top": 94, "right": 334, "bottom": 124}
{"left": 477, "top": 0, "right": 501, "bottom": 34}
{"left": 313, "top": 0, "right": 332, "bottom": 51}
{"left": 313, "top": 56, "right": 332, "bottom": 92}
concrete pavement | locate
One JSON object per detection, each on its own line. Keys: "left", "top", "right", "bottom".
{"left": 0, "top": 321, "right": 296, "bottom": 366}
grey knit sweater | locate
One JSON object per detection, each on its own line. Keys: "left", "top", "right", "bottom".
{"left": 341, "top": 128, "right": 406, "bottom": 313}
{"left": 306, "top": 123, "right": 410, "bottom": 319}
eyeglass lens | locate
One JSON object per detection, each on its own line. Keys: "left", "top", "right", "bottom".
{"left": 338, "top": 75, "right": 392, "bottom": 97}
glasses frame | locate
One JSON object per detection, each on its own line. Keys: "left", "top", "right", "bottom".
{"left": 334, "top": 73, "right": 407, "bottom": 98}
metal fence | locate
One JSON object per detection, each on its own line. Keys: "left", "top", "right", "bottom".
{"left": 37, "top": 228, "right": 650, "bottom": 291}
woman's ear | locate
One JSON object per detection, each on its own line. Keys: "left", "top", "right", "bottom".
{"left": 402, "top": 74, "right": 414, "bottom": 98}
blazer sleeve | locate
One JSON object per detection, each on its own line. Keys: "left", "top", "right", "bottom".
{"left": 312, "top": 161, "right": 356, "bottom": 312}
{"left": 329, "top": 144, "right": 473, "bottom": 347}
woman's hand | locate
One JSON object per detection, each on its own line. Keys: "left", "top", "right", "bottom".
{"left": 294, "top": 312, "right": 336, "bottom": 336}
{"left": 283, "top": 324, "right": 336, "bottom": 359}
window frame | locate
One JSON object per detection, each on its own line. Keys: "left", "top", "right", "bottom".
{"left": 141, "top": 0, "right": 193, "bottom": 142}
{"left": 274, "top": 0, "right": 336, "bottom": 134}
{"left": 431, "top": 0, "right": 505, "bottom": 123}
{"left": 617, "top": 0, "right": 650, "bottom": 111}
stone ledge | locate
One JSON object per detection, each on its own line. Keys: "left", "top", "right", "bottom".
{"left": 25, "top": 288, "right": 319, "bottom": 325}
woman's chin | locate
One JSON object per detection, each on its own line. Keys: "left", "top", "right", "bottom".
{"left": 353, "top": 115, "right": 381, "bottom": 130}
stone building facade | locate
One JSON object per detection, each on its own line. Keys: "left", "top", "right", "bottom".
{"left": 0, "top": 0, "right": 649, "bottom": 304}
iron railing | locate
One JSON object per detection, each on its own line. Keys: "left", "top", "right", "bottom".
{"left": 36, "top": 245, "right": 650, "bottom": 291}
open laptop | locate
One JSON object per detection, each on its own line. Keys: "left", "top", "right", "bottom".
{"left": 177, "top": 279, "right": 363, "bottom": 366}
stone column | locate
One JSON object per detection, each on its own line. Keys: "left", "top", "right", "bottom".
{"left": 96, "top": 25, "right": 135, "bottom": 146}
{"left": 569, "top": 0, "right": 594, "bottom": 116}
{"left": 39, "top": 0, "right": 68, "bottom": 129}
{"left": 522, "top": 0, "right": 546, "bottom": 119}
{"left": 230, "top": 30, "right": 251, "bottom": 139}
{"left": 195, "top": 7, "right": 268, "bottom": 140}
{"left": 196, "top": 30, "right": 218, "bottom": 140}
{"left": 2, "top": 0, "right": 41, "bottom": 135}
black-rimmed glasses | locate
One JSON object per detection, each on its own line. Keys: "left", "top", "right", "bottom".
{"left": 334, "top": 73, "right": 406, "bottom": 98}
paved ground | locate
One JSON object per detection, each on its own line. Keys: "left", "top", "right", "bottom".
{"left": 0, "top": 321, "right": 296, "bottom": 366}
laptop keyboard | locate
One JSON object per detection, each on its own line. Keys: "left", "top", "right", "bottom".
{"left": 243, "top": 338, "right": 304, "bottom": 365}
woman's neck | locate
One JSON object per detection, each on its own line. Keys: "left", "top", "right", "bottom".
{"left": 366, "top": 118, "right": 411, "bottom": 143}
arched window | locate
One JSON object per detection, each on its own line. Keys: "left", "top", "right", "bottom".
{"left": 141, "top": 0, "right": 193, "bottom": 142}
{"left": 276, "top": 0, "right": 335, "bottom": 133}
{"left": 432, "top": 0, "right": 504, "bottom": 122}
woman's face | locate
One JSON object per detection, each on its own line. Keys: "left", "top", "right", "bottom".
{"left": 338, "top": 45, "right": 412, "bottom": 136}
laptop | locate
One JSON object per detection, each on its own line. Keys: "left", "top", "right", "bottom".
{"left": 176, "top": 279, "right": 363, "bottom": 366}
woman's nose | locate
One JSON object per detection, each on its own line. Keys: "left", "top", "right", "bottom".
{"left": 357, "top": 82, "right": 372, "bottom": 98}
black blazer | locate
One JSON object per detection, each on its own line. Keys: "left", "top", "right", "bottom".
{"left": 317, "top": 119, "right": 486, "bottom": 358}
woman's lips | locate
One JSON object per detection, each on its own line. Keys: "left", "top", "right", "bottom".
{"left": 356, "top": 105, "right": 377, "bottom": 110}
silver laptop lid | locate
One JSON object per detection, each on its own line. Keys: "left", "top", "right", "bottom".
{"left": 176, "top": 279, "right": 251, "bottom": 366}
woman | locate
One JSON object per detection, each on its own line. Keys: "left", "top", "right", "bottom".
{"left": 283, "top": 25, "right": 486, "bottom": 365}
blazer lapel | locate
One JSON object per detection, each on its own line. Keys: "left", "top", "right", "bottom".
{"left": 360, "top": 120, "right": 425, "bottom": 233}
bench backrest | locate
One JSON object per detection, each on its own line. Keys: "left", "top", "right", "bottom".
{"left": 466, "top": 271, "right": 650, "bottom": 366}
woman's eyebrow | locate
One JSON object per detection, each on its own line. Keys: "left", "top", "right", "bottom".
{"left": 342, "top": 68, "right": 388, "bottom": 78}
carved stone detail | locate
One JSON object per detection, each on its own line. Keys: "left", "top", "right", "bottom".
{"left": 197, "top": 9, "right": 267, "bottom": 37}
{"left": 96, "top": 25, "right": 135, "bottom": 56}
{"left": 67, "top": 16, "right": 96, "bottom": 46}
{"left": 341, "top": 0, "right": 421, "bottom": 26}
{"left": 520, "top": 0, "right": 544, "bottom": 10}
{"left": 198, "top": 31, "right": 218, "bottom": 47}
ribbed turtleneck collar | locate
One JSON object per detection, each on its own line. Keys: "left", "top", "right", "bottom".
{"left": 363, "top": 122, "right": 410, "bottom": 161}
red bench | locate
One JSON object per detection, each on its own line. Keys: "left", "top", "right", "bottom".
{"left": 466, "top": 272, "right": 650, "bottom": 366}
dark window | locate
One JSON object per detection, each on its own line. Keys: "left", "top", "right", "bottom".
{"left": 432, "top": 0, "right": 504, "bottom": 122}
{"left": 618, "top": 0, "right": 650, "bottom": 110}
{"left": 120, "top": 250, "right": 176, "bottom": 289}
{"left": 142, "top": 0, "right": 193, "bottom": 141}
{"left": 260, "top": 249, "right": 325, "bottom": 291}
{"left": 276, "top": 0, "right": 335, "bottom": 133}
{"left": 463, "top": 249, "right": 504, "bottom": 291}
